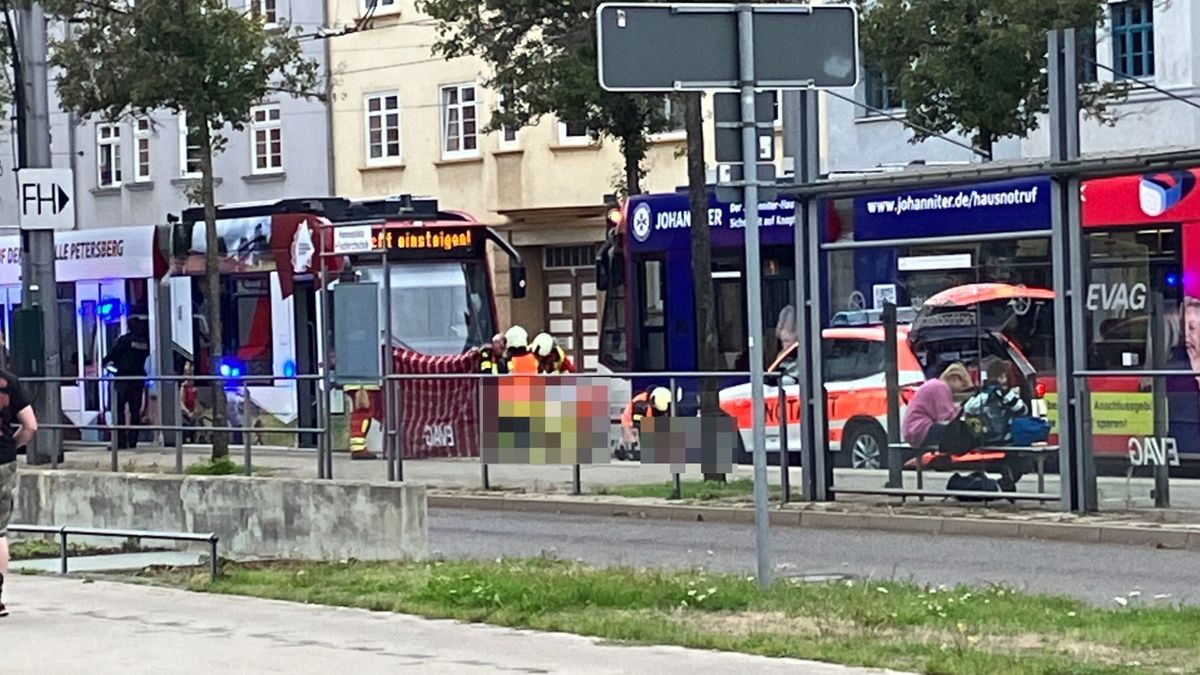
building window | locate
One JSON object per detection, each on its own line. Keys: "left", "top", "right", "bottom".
{"left": 361, "top": 0, "right": 397, "bottom": 14}
{"left": 864, "top": 67, "right": 903, "bottom": 112}
{"left": 134, "top": 117, "right": 152, "bottom": 182}
{"left": 178, "top": 112, "right": 203, "bottom": 178}
{"left": 250, "top": 104, "right": 283, "bottom": 174}
{"left": 96, "top": 123, "right": 122, "bottom": 188}
{"left": 557, "top": 119, "right": 593, "bottom": 146}
{"left": 1111, "top": 0, "right": 1154, "bottom": 79}
{"left": 544, "top": 245, "right": 598, "bottom": 270}
{"left": 250, "top": 0, "right": 277, "bottom": 25}
{"left": 364, "top": 92, "right": 401, "bottom": 164}
{"left": 496, "top": 90, "right": 518, "bottom": 149}
{"left": 440, "top": 83, "right": 479, "bottom": 158}
{"left": 769, "top": 90, "right": 782, "bottom": 126}
{"left": 661, "top": 96, "right": 685, "bottom": 134}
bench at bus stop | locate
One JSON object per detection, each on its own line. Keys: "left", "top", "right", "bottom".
{"left": 834, "top": 443, "right": 1060, "bottom": 504}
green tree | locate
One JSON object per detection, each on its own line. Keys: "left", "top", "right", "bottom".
{"left": 858, "top": 0, "right": 1126, "bottom": 159}
{"left": 48, "top": 0, "right": 322, "bottom": 459}
{"left": 417, "top": 0, "right": 672, "bottom": 195}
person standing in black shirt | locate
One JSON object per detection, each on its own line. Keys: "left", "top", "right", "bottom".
{"left": 102, "top": 318, "right": 151, "bottom": 450}
{"left": 0, "top": 369, "right": 38, "bottom": 618}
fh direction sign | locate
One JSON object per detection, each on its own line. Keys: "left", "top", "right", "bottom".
{"left": 16, "top": 168, "right": 76, "bottom": 231}
{"left": 596, "top": 3, "right": 858, "bottom": 92}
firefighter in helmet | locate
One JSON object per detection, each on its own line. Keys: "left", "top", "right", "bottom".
{"left": 479, "top": 333, "right": 508, "bottom": 375}
{"left": 531, "top": 332, "right": 576, "bottom": 374}
{"left": 616, "top": 385, "right": 672, "bottom": 460}
{"left": 504, "top": 325, "right": 539, "bottom": 374}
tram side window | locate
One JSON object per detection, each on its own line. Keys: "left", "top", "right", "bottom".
{"left": 226, "top": 277, "right": 273, "bottom": 373}
{"left": 714, "top": 276, "right": 747, "bottom": 370}
{"left": 637, "top": 259, "right": 667, "bottom": 370}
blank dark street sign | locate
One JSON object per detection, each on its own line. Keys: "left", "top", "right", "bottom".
{"left": 597, "top": 3, "right": 858, "bottom": 91}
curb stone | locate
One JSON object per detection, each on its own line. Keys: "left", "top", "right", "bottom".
{"left": 428, "top": 494, "right": 1200, "bottom": 551}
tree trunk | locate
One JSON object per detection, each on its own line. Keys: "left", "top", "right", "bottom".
{"left": 624, "top": 144, "right": 642, "bottom": 196}
{"left": 198, "top": 116, "right": 229, "bottom": 460}
{"left": 685, "top": 93, "right": 725, "bottom": 484}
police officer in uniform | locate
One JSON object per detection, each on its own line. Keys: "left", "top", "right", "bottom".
{"left": 102, "top": 317, "right": 151, "bottom": 450}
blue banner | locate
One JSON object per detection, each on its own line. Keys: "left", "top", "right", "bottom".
{"left": 851, "top": 176, "right": 1052, "bottom": 241}
{"left": 626, "top": 191, "right": 798, "bottom": 252}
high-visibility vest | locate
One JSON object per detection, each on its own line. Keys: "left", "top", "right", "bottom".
{"left": 479, "top": 347, "right": 505, "bottom": 375}
{"left": 508, "top": 351, "right": 539, "bottom": 374}
{"left": 620, "top": 391, "right": 657, "bottom": 430}
{"left": 539, "top": 346, "right": 576, "bottom": 374}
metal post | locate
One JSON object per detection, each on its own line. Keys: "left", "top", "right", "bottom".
{"left": 737, "top": 5, "right": 770, "bottom": 589}
{"left": 17, "top": 2, "right": 63, "bottom": 468}
{"left": 478, "top": 375, "right": 489, "bottom": 490}
{"left": 1048, "top": 28, "right": 1092, "bottom": 512}
{"left": 109, "top": 379, "right": 119, "bottom": 472}
{"left": 174, "top": 377, "right": 184, "bottom": 474}
{"left": 883, "top": 303, "right": 902, "bottom": 487}
{"left": 59, "top": 528, "right": 68, "bottom": 575}
{"left": 670, "top": 376, "right": 681, "bottom": 499}
{"left": 382, "top": 251, "right": 395, "bottom": 482}
{"left": 572, "top": 463, "right": 582, "bottom": 495}
{"left": 242, "top": 384, "right": 252, "bottom": 476}
{"left": 318, "top": 261, "right": 332, "bottom": 480}
{"left": 777, "top": 374, "right": 790, "bottom": 504}
{"left": 1149, "top": 292, "right": 1170, "bottom": 508}
{"left": 209, "top": 536, "right": 219, "bottom": 581}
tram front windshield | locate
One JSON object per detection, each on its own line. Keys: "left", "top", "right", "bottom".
{"left": 357, "top": 261, "right": 494, "bottom": 356}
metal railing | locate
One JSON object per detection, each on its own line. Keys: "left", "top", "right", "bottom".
{"left": 9, "top": 524, "right": 220, "bottom": 581}
{"left": 21, "top": 373, "right": 327, "bottom": 477}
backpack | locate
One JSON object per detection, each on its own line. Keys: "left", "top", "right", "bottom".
{"left": 1010, "top": 416, "right": 1051, "bottom": 446}
{"left": 965, "top": 384, "right": 1012, "bottom": 445}
{"left": 946, "top": 471, "right": 1000, "bottom": 501}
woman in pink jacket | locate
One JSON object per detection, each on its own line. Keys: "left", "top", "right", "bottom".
{"left": 903, "top": 363, "right": 973, "bottom": 449}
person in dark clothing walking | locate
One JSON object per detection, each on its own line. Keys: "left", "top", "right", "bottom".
{"left": 0, "top": 369, "right": 38, "bottom": 617}
{"left": 102, "top": 318, "right": 151, "bottom": 450}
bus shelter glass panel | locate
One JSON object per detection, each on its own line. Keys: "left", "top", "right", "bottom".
{"left": 1081, "top": 224, "right": 1196, "bottom": 508}
{"left": 813, "top": 189, "right": 1059, "bottom": 495}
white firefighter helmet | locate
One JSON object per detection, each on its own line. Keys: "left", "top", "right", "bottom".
{"left": 650, "top": 387, "right": 672, "bottom": 412}
{"left": 504, "top": 325, "right": 529, "bottom": 349}
{"left": 531, "top": 332, "right": 556, "bottom": 357}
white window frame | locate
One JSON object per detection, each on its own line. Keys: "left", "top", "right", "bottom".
{"left": 496, "top": 91, "right": 519, "bottom": 150}
{"left": 133, "top": 116, "right": 152, "bottom": 182}
{"left": 250, "top": 103, "right": 284, "bottom": 174}
{"left": 96, "top": 122, "right": 123, "bottom": 188}
{"left": 249, "top": 0, "right": 278, "bottom": 27}
{"left": 440, "top": 83, "right": 480, "bottom": 160}
{"left": 364, "top": 91, "right": 402, "bottom": 165}
{"left": 178, "top": 112, "right": 202, "bottom": 179}
{"left": 359, "top": 0, "right": 398, "bottom": 16}
{"left": 557, "top": 118, "right": 594, "bottom": 146}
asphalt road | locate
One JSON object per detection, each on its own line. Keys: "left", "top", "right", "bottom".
{"left": 430, "top": 508, "right": 1200, "bottom": 606}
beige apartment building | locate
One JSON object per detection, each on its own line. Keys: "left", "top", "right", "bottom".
{"left": 327, "top": 1, "right": 792, "bottom": 369}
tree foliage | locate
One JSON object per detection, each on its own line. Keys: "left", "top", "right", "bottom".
{"left": 417, "top": 0, "right": 672, "bottom": 194}
{"left": 858, "top": 0, "right": 1127, "bottom": 158}
{"left": 48, "top": 0, "right": 322, "bottom": 458}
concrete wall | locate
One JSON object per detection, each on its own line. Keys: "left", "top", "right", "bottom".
{"left": 14, "top": 471, "right": 427, "bottom": 562}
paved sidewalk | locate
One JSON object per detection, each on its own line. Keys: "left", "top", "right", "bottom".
{"left": 4, "top": 575, "right": 906, "bottom": 675}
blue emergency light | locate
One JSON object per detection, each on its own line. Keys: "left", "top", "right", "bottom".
{"left": 97, "top": 298, "right": 124, "bottom": 323}
{"left": 1166, "top": 271, "right": 1179, "bottom": 287}
{"left": 282, "top": 360, "right": 296, "bottom": 378}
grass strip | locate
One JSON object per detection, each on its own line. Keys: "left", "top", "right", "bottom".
{"left": 144, "top": 557, "right": 1198, "bottom": 674}
{"left": 599, "top": 478, "right": 776, "bottom": 501}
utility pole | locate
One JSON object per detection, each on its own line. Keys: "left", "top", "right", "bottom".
{"left": 16, "top": 2, "right": 64, "bottom": 466}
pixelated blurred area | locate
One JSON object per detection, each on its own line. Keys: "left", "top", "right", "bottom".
{"left": 481, "top": 377, "right": 611, "bottom": 464}
{"left": 639, "top": 416, "right": 737, "bottom": 475}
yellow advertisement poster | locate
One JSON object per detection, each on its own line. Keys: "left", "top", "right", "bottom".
{"left": 1044, "top": 392, "right": 1154, "bottom": 436}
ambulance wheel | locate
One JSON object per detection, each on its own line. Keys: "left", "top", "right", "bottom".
{"left": 841, "top": 422, "right": 887, "bottom": 470}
